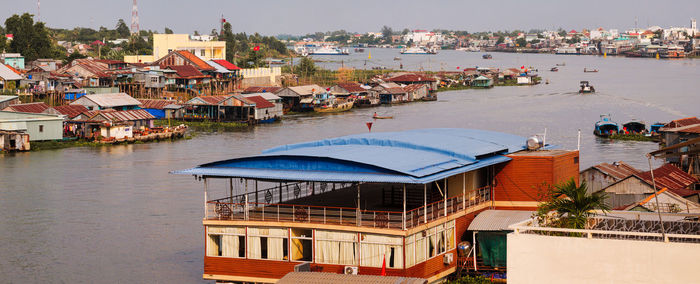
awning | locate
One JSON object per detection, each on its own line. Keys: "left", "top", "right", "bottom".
{"left": 468, "top": 210, "right": 534, "bottom": 231}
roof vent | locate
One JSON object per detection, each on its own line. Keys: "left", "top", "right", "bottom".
{"left": 527, "top": 135, "right": 544, "bottom": 150}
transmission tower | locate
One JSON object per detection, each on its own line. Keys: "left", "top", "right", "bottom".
{"left": 131, "top": 0, "right": 140, "bottom": 35}
{"left": 37, "top": 0, "right": 40, "bottom": 22}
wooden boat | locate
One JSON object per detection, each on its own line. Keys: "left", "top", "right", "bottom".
{"left": 556, "top": 62, "right": 566, "bottom": 66}
{"left": 579, "top": 81, "right": 595, "bottom": 93}
{"left": 372, "top": 113, "right": 393, "bottom": 119}
{"left": 583, "top": 68, "right": 598, "bottom": 73}
{"left": 314, "top": 100, "right": 354, "bottom": 113}
{"left": 594, "top": 114, "right": 619, "bottom": 137}
{"left": 622, "top": 121, "right": 646, "bottom": 134}
{"left": 550, "top": 67, "right": 559, "bottom": 72}
{"left": 482, "top": 54, "right": 492, "bottom": 59}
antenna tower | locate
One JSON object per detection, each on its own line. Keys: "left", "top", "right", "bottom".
{"left": 131, "top": 0, "right": 140, "bottom": 35}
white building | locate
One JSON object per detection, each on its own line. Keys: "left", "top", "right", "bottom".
{"left": 0, "top": 111, "right": 63, "bottom": 141}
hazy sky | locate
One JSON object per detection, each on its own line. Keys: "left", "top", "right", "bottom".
{"left": 1, "top": 0, "right": 698, "bottom": 35}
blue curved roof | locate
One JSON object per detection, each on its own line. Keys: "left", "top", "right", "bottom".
{"left": 173, "top": 128, "right": 527, "bottom": 184}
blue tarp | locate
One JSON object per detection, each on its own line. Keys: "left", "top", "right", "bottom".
{"left": 173, "top": 128, "right": 526, "bottom": 184}
{"left": 144, "top": 108, "right": 166, "bottom": 119}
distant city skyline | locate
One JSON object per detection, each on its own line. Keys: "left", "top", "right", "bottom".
{"left": 1, "top": 0, "right": 698, "bottom": 36}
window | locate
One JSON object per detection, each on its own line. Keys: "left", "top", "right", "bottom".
{"left": 247, "top": 227, "right": 288, "bottom": 260}
{"left": 407, "top": 220, "right": 455, "bottom": 267}
{"left": 291, "top": 228, "right": 312, "bottom": 261}
{"left": 315, "top": 230, "right": 358, "bottom": 265}
{"left": 207, "top": 226, "right": 245, "bottom": 258}
{"left": 574, "top": 157, "right": 579, "bottom": 164}
{"left": 360, "top": 234, "right": 403, "bottom": 269}
{"left": 200, "top": 49, "right": 206, "bottom": 56}
{"left": 39, "top": 125, "right": 44, "bottom": 132}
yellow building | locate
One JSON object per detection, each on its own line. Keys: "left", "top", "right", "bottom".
{"left": 124, "top": 34, "right": 226, "bottom": 63}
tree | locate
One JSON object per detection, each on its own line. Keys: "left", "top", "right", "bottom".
{"left": 5, "top": 13, "right": 55, "bottom": 61}
{"left": 496, "top": 36, "right": 504, "bottom": 45}
{"left": 64, "top": 51, "right": 87, "bottom": 64}
{"left": 401, "top": 28, "right": 410, "bottom": 35}
{"left": 116, "top": 19, "right": 130, "bottom": 37}
{"left": 536, "top": 178, "right": 609, "bottom": 229}
{"left": 164, "top": 27, "right": 173, "bottom": 34}
{"left": 296, "top": 57, "right": 316, "bottom": 78}
{"left": 194, "top": 30, "right": 200, "bottom": 36}
{"left": 515, "top": 37, "right": 527, "bottom": 47}
{"left": 381, "top": 25, "right": 393, "bottom": 43}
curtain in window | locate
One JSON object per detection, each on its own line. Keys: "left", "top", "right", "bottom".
{"left": 415, "top": 234, "right": 426, "bottom": 263}
{"left": 247, "top": 228, "right": 262, "bottom": 259}
{"left": 361, "top": 234, "right": 403, "bottom": 268}
{"left": 405, "top": 235, "right": 415, "bottom": 267}
{"left": 267, "top": 228, "right": 287, "bottom": 260}
{"left": 315, "top": 230, "right": 357, "bottom": 265}
{"left": 207, "top": 235, "right": 220, "bottom": 256}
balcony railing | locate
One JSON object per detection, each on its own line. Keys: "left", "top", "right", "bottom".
{"left": 205, "top": 185, "right": 491, "bottom": 230}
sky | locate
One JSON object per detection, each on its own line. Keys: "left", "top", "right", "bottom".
{"left": 1, "top": 0, "right": 698, "bottom": 36}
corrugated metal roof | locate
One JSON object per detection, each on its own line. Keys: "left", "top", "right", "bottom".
{"left": 468, "top": 210, "right": 535, "bottom": 231}
{"left": 335, "top": 82, "right": 367, "bottom": 93}
{"left": 47, "top": 105, "right": 88, "bottom": 119}
{"left": 0, "top": 64, "right": 22, "bottom": 80}
{"left": 173, "top": 129, "right": 524, "bottom": 184}
{"left": 660, "top": 123, "right": 700, "bottom": 134}
{"left": 205, "top": 60, "right": 234, "bottom": 74}
{"left": 91, "top": 109, "right": 155, "bottom": 122}
{"left": 72, "top": 93, "right": 141, "bottom": 108}
{"left": 175, "top": 50, "right": 215, "bottom": 71}
{"left": 245, "top": 95, "right": 275, "bottom": 109}
{"left": 0, "top": 95, "right": 18, "bottom": 103}
{"left": 592, "top": 161, "right": 641, "bottom": 180}
{"left": 139, "top": 99, "right": 177, "bottom": 110}
{"left": 279, "top": 85, "right": 325, "bottom": 97}
{"left": 3, "top": 102, "right": 50, "bottom": 113}
{"left": 636, "top": 164, "right": 698, "bottom": 191}
{"left": 242, "top": 92, "right": 281, "bottom": 101}
{"left": 388, "top": 73, "right": 436, "bottom": 83}
{"left": 277, "top": 272, "right": 427, "bottom": 284}
{"left": 167, "top": 65, "right": 207, "bottom": 78}
{"left": 242, "top": 86, "right": 282, "bottom": 94}
{"left": 211, "top": 59, "right": 240, "bottom": 70}
{"left": 660, "top": 117, "right": 700, "bottom": 131}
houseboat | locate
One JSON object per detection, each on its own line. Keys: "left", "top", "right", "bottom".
{"left": 309, "top": 46, "right": 350, "bottom": 55}
{"left": 313, "top": 99, "right": 354, "bottom": 113}
{"left": 400, "top": 46, "right": 437, "bottom": 54}
{"left": 173, "top": 128, "right": 580, "bottom": 283}
{"left": 594, "top": 114, "right": 619, "bottom": 137}
{"left": 579, "top": 81, "right": 595, "bottom": 93}
{"left": 622, "top": 120, "right": 646, "bottom": 134}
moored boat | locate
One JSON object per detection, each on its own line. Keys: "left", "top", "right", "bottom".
{"left": 309, "top": 46, "right": 350, "bottom": 55}
{"left": 550, "top": 67, "right": 558, "bottom": 72}
{"left": 400, "top": 46, "right": 437, "bottom": 54}
{"left": 594, "top": 114, "right": 619, "bottom": 137}
{"left": 482, "top": 54, "right": 492, "bottom": 59}
{"left": 622, "top": 120, "right": 646, "bottom": 134}
{"left": 584, "top": 68, "right": 598, "bottom": 73}
{"left": 314, "top": 100, "right": 354, "bottom": 113}
{"left": 579, "top": 81, "right": 595, "bottom": 93}
{"left": 372, "top": 112, "right": 393, "bottom": 119}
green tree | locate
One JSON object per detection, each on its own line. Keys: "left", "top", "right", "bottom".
{"left": 164, "top": 27, "right": 173, "bottom": 34}
{"left": 296, "top": 57, "right": 316, "bottom": 78}
{"left": 537, "top": 178, "right": 609, "bottom": 229}
{"left": 381, "top": 25, "right": 393, "bottom": 43}
{"left": 116, "top": 19, "right": 130, "bottom": 37}
{"left": 5, "top": 13, "right": 55, "bottom": 61}
{"left": 0, "top": 34, "right": 6, "bottom": 52}
{"left": 496, "top": 36, "right": 504, "bottom": 45}
{"left": 194, "top": 30, "right": 200, "bottom": 36}
{"left": 515, "top": 37, "right": 527, "bottom": 47}
{"left": 64, "top": 51, "right": 87, "bottom": 64}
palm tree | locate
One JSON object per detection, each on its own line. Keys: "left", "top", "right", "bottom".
{"left": 537, "top": 178, "right": 609, "bottom": 229}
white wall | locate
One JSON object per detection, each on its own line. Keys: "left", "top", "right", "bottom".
{"left": 507, "top": 233, "right": 700, "bottom": 284}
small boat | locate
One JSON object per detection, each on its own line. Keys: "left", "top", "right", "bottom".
{"left": 622, "top": 120, "right": 646, "bottom": 134}
{"left": 393, "top": 57, "right": 402, "bottom": 61}
{"left": 550, "top": 67, "right": 559, "bottom": 72}
{"left": 372, "top": 112, "right": 393, "bottom": 119}
{"left": 556, "top": 62, "right": 566, "bottom": 66}
{"left": 579, "top": 81, "right": 595, "bottom": 93}
{"left": 400, "top": 46, "right": 437, "bottom": 54}
{"left": 583, "top": 68, "right": 598, "bottom": 73}
{"left": 314, "top": 100, "right": 354, "bottom": 113}
{"left": 482, "top": 54, "right": 492, "bottom": 59}
{"left": 594, "top": 114, "right": 619, "bottom": 138}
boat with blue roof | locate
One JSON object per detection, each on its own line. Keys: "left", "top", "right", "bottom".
{"left": 594, "top": 114, "right": 619, "bottom": 137}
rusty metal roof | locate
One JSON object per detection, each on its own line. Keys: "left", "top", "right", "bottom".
{"left": 335, "top": 82, "right": 366, "bottom": 93}
{"left": 591, "top": 161, "right": 642, "bottom": 180}
{"left": 242, "top": 86, "right": 282, "bottom": 94}
{"left": 387, "top": 73, "right": 436, "bottom": 82}
{"left": 90, "top": 109, "right": 155, "bottom": 122}
{"left": 660, "top": 124, "right": 700, "bottom": 134}
{"left": 138, "top": 99, "right": 177, "bottom": 110}
{"left": 244, "top": 95, "right": 275, "bottom": 109}
{"left": 175, "top": 50, "right": 215, "bottom": 71}
{"left": 277, "top": 272, "right": 427, "bottom": 284}
{"left": 469, "top": 210, "right": 535, "bottom": 231}
{"left": 403, "top": 84, "right": 427, "bottom": 92}
{"left": 637, "top": 164, "right": 699, "bottom": 192}
{"left": 47, "top": 105, "right": 88, "bottom": 119}
{"left": 167, "top": 65, "right": 208, "bottom": 79}
{"left": 3, "top": 102, "right": 50, "bottom": 113}
{"left": 661, "top": 117, "right": 700, "bottom": 131}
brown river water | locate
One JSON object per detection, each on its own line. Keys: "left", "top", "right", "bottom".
{"left": 1, "top": 49, "right": 698, "bottom": 282}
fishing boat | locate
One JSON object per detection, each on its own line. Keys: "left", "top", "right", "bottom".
{"left": 482, "top": 54, "right": 492, "bottom": 59}
{"left": 393, "top": 57, "right": 402, "bottom": 61}
{"left": 583, "top": 68, "right": 598, "bottom": 73}
{"left": 314, "top": 99, "right": 354, "bottom": 113}
{"left": 400, "top": 46, "right": 437, "bottom": 54}
{"left": 372, "top": 112, "right": 393, "bottom": 119}
{"left": 622, "top": 120, "right": 646, "bottom": 134}
{"left": 556, "top": 62, "right": 566, "bottom": 66}
{"left": 594, "top": 114, "right": 619, "bottom": 137}
{"left": 550, "top": 67, "right": 559, "bottom": 72}
{"left": 308, "top": 46, "right": 350, "bottom": 55}
{"left": 579, "top": 81, "right": 595, "bottom": 93}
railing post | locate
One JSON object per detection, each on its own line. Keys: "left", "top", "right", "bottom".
{"left": 203, "top": 177, "right": 208, "bottom": 219}
{"left": 402, "top": 184, "right": 406, "bottom": 231}
{"left": 277, "top": 204, "right": 280, "bottom": 222}
{"left": 444, "top": 179, "right": 447, "bottom": 217}
{"left": 292, "top": 205, "right": 295, "bottom": 221}
{"left": 387, "top": 212, "right": 390, "bottom": 229}
{"left": 462, "top": 173, "right": 466, "bottom": 210}
{"left": 373, "top": 212, "right": 376, "bottom": 228}
{"left": 244, "top": 179, "right": 249, "bottom": 221}
{"left": 423, "top": 184, "right": 427, "bottom": 224}
{"left": 262, "top": 204, "right": 265, "bottom": 221}
{"left": 340, "top": 208, "right": 343, "bottom": 225}
{"left": 356, "top": 183, "right": 361, "bottom": 227}
{"left": 324, "top": 207, "right": 326, "bottom": 224}
{"left": 307, "top": 206, "right": 311, "bottom": 223}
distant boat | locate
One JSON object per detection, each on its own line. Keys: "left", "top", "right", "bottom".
{"left": 550, "top": 67, "right": 559, "bottom": 72}
{"left": 314, "top": 100, "right": 354, "bottom": 113}
{"left": 579, "top": 81, "right": 595, "bottom": 93}
{"left": 482, "top": 54, "right": 492, "bottom": 59}
{"left": 555, "top": 48, "right": 580, "bottom": 55}
{"left": 584, "top": 68, "right": 598, "bottom": 73}
{"left": 309, "top": 46, "right": 350, "bottom": 55}
{"left": 594, "top": 114, "right": 619, "bottom": 137}
{"left": 556, "top": 62, "right": 566, "bottom": 66}
{"left": 400, "top": 46, "right": 437, "bottom": 54}
{"left": 372, "top": 113, "right": 393, "bottom": 119}
{"left": 393, "top": 57, "right": 402, "bottom": 61}
{"left": 622, "top": 120, "right": 646, "bottom": 134}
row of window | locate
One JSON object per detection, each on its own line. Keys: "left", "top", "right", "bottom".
{"left": 206, "top": 220, "right": 455, "bottom": 269}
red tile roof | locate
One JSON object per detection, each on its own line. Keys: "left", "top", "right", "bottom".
{"left": 3, "top": 102, "right": 50, "bottom": 113}
{"left": 167, "top": 65, "right": 208, "bottom": 78}
{"left": 138, "top": 99, "right": 178, "bottom": 109}
{"left": 5, "top": 64, "right": 22, "bottom": 74}
{"left": 212, "top": 59, "right": 241, "bottom": 70}
{"left": 660, "top": 117, "right": 700, "bottom": 131}
{"left": 245, "top": 95, "right": 275, "bottom": 109}
{"left": 49, "top": 105, "right": 88, "bottom": 119}
{"left": 175, "top": 50, "right": 215, "bottom": 71}
{"left": 387, "top": 74, "right": 436, "bottom": 83}
{"left": 243, "top": 86, "right": 282, "bottom": 94}
{"left": 636, "top": 164, "right": 699, "bottom": 192}
{"left": 336, "top": 82, "right": 366, "bottom": 93}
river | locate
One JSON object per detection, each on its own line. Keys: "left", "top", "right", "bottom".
{"left": 1, "top": 49, "right": 698, "bottom": 283}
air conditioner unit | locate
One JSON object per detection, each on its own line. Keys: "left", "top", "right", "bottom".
{"left": 344, "top": 266, "right": 358, "bottom": 275}
{"left": 443, "top": 253, "right": 454, "bottom": 265}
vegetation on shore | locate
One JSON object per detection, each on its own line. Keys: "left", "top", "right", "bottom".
{"left": 609, "top": 133, "right": 657, "bottom": 142}
{"left": 29, "top": 139, "right": 108, "bottom": 151}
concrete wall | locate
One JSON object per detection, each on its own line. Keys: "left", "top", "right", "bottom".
{"left": 239, "top": 67, "right": 282, "bottom": 88}
{"left": 507, "top": 233, "right": 700, "bottom": 284}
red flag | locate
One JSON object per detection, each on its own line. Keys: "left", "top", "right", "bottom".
{"left": 381, "top": 255, "right": 386, "bottom": 276}
{"left": 253, "top": 46, "right": 260, "bottom": 51}
{"left": 520, "top": 65, "right": 524, "bottom": 69}
{"left": 366, "top": 122, "right": 373, "bottom": 132}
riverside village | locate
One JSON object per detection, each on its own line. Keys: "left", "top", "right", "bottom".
{"left": 1, "top": 2, "right": 700, "bottom": 284}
